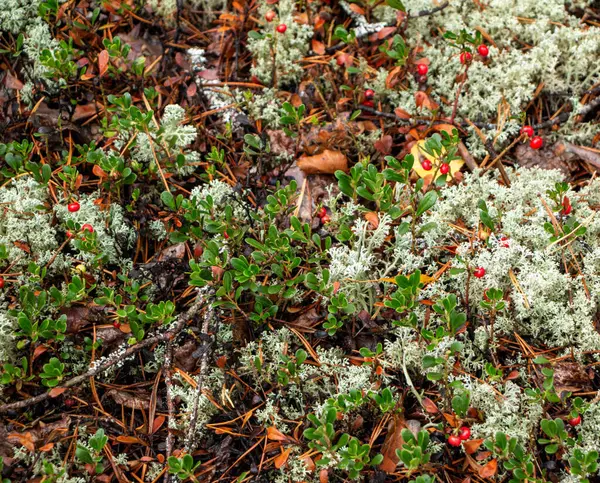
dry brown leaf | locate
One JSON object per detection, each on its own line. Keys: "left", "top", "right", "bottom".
{"left": 463, "top": 438, "right": 484, "bottom": 455}
{"left": 274, "top": 447, "right": 291, "bottom": 469}
{"left": 374, "top": 134, "right": 393, "bottom": 155}
{"left": 8, "top": 432, "right": 36, "bottom": 452}
{"left": 267, "top": 426, "right": 289, "bottom": 442}
{"left": 364, "top": 212, "right": 379, "bottom": 229}
{"left": 379, "top": 413, "right": 406, "bottom": 472}
{"left": 312, "top": 39, "right": 325, "bottom": 55}
{"left": 98, "top": 50, "right": 109, "bottom": 77}
{"left": 479, "top": 458, "right": 498, "bottom": 478}
{"left": 422, "top": 397, "right": 439, "bottom": 414}
{"left": 297, "top": 150, "right": 348, "bottom": 175}
{"left": 4, "top": 71, "right": 24, "bottom": 90}
{"left": 415, "top": 91, "right": 439, "bottom": 111}
{"left": 395, "top": 107, "right": 412, "bottom": 119}
{"left": 48, "top": 387, "right": 67, "bottom": 398}
{"left": 348, "top": 3, "right": 365, "bottom": 14}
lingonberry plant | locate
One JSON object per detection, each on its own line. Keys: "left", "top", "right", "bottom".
{"left": 2, "top": 0, "right": 600, "bottom": 481}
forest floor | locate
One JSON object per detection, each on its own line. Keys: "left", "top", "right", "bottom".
{"left": 1, "top": 0, "right": 600, "bottom": 482}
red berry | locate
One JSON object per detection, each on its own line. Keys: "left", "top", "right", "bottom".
{"left": 224, "top": 232, "right": 229, "bottom": 239}
{"left": 474, "top": 267, "right": 486, "bottom": 278}
{"left": 520, "top": 125, "right": 534, "bottom": 138}
{"left": 530, "top": 136, "right": 543, "bottom": 150}
{"left": 317, "top": 207, "right": 327, "bottom": 218}
{"left": 276, "top": 24, "right": 287, "bottom": 33}
{"left": 440, "top": 163, "right": 450, "bottom": 175}
{"left": 459, "top": 52, "right": 472, "bottom": 64}
{"left": 421, "top": 159, "right": 433, "bottom": 171}
{"left": 321, "top": 214, "right": 331, "bottom": 224}
{"left": 265, "top": 10, "right": 276, "bottom": 22}
{"left": 500, "top": 236, "right": 510, "bottom": 248}
{"left": 569, "top": 415, "right": 581, "bottom": 426}
{"left": 448, "top": 435, "right": 462, "bottom": 447}
{"left": 81, "top": 224, "right": 94, "bottom": 233}
{"left": 459, "top": 426, "right": 471, "bottom": 440}
{"left": 0, "top": 277, "right": 4, "bottom": 289}
{"left": 477, "top": 44, "right": 489, "bottom": 57}
{"left": 113, "top": 321, "right": 121, "bottom": 329}
{"left": 362, "top": 100, "right": 374, "bottom": 108}
{"left": 417, "top": 63, "right": 428, "bottom": 75}
{"left": 66, "top": 230, "right": 74, "bottom": 239}
{"left": 67, "top": 201, "right": 80, "bottom": 213}
{"left": 364, "top": 88, "right": 375, "bottom": 99}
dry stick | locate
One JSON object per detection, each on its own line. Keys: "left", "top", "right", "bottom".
{"left": 0, "top": 294, "right": 205, "bottom": 414}
{"left": 184, "top": 294, "right": 216, "bottom": 453}
{"left": 163, "top": 341, "right": 176, "bottom": 483}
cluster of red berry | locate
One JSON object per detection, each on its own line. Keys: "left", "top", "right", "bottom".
{"left": 448, "top": 426, "right": 471, "bottom": 447}
{"left": 317, "top": 206, "right": 330, "bottom": 224}
{"left": 264, "top": 10, "right": 287, "bottom": 33}
{"left": 459, "top": 44, "right": 489, "bottom": 65}
{"left": 65, "top": 201, "right": 94, "bottom": 238}
{"left": 520, "top": 125, "right": 543, "bottom": 150}
{"left": 420, "top": 158, "right": 450, "bottom": 175}
{"left": 362, "top": 88, "right": 375, "bottom": 108}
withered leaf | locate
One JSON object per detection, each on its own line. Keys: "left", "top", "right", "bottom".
{"left": 297, "top": 150, "right": 348, "bottom": 175}
{"left": 379, "top": 413, "right": 406, "bottom": 472}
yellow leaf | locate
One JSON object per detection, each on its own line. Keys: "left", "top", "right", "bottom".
{"left": 411, "top": 139, "right": 464, "bottom": 180}
{"left": 419, "top": 273, "right": 436, "bottom": 285}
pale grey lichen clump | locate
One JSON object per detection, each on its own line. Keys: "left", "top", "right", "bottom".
{"left": 0, "top": 0, "right": 58, "bottom": 103}
{"left": 371, "top": 0, "right": 600, "bottom": 156}
{"left": 247, "top": 0, "right": 313, "bottom": 87}
{"left": 0, "top": 176, "right": 60, "bottom": 269}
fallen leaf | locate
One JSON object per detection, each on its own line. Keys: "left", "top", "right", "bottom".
{"left": 374, "top": 134, "right": 393, "bottom": 155}
{"left": 479, "top": 459, "right": 498, "bottom": 478}
{"left": 463, "top": 438, "right": 484, "bottom": 455}
{"left": 312, "top": 39, "right": 325, "bottom": 55}
{"left": 98, "top": 50, "right": 109, "bottom": 77}
{"left": 4, "top": 71, "right": 24, "bottom": 90}
{"left": 151, "top": 416, "right": 166, "bottom": 434}
{"left": 32, "top": 345, "right": 48, "bottom": 362}
{"left": 39, "top": 443, "right": 54, "bottom": 452}
{"left": 267, "top": 426, "right": 289, "bottom": 442}
{"left": 274, "top": 447, "right": 291, "bottom": 469}
{"left": 116, "top": 435, "right": 148, "bottom": 445}
{"left": 348, "top": 3, "right": 365, "bottom": 14}
{"left": 8, "top": 432, "right": 36, "bottom": 452}
{"left": 394, "top": 107, "right": 412, "bottom": 119}
{"left": 297, "top": 150, "right": 348, "bottom": 175}
{"left": 415, "top": 91, "right": 439, "bottom": 111}
{"left": 48, "top": 387, "right": 67, "bottom": 398}
{"left": 422, "top": 397, "right": 439, "bottom": 414}
{"left": 364, "top": 212, "right": 379, "bottom": 229}
{"left": 379, "top": 413, "right": 406, "bottom": 472}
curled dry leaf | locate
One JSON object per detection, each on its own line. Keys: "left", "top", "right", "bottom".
{"left": 415, "top": 91, "right": 439, "bottom": 111}
{"left": 463, "top": 438, "right": 484, "bottom": 455}
{"left": 297, "top": 149, "right": 348, "bottom": 175}
{"left": 379, "top": 413, "right": 406, "bottom": 472}
{"left": 274, "top": 447, "right": 291, "bottom": 469}
{"left": 479, "top": 458, "right": 498, "bottom": 478}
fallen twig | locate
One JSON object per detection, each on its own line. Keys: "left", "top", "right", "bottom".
{"left": 0, "top": 291, "right": 206, "bottom": 414}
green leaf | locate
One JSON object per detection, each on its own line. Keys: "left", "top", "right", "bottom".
{"left": 416, "top": 191, "right": 438, "bottom": 217}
